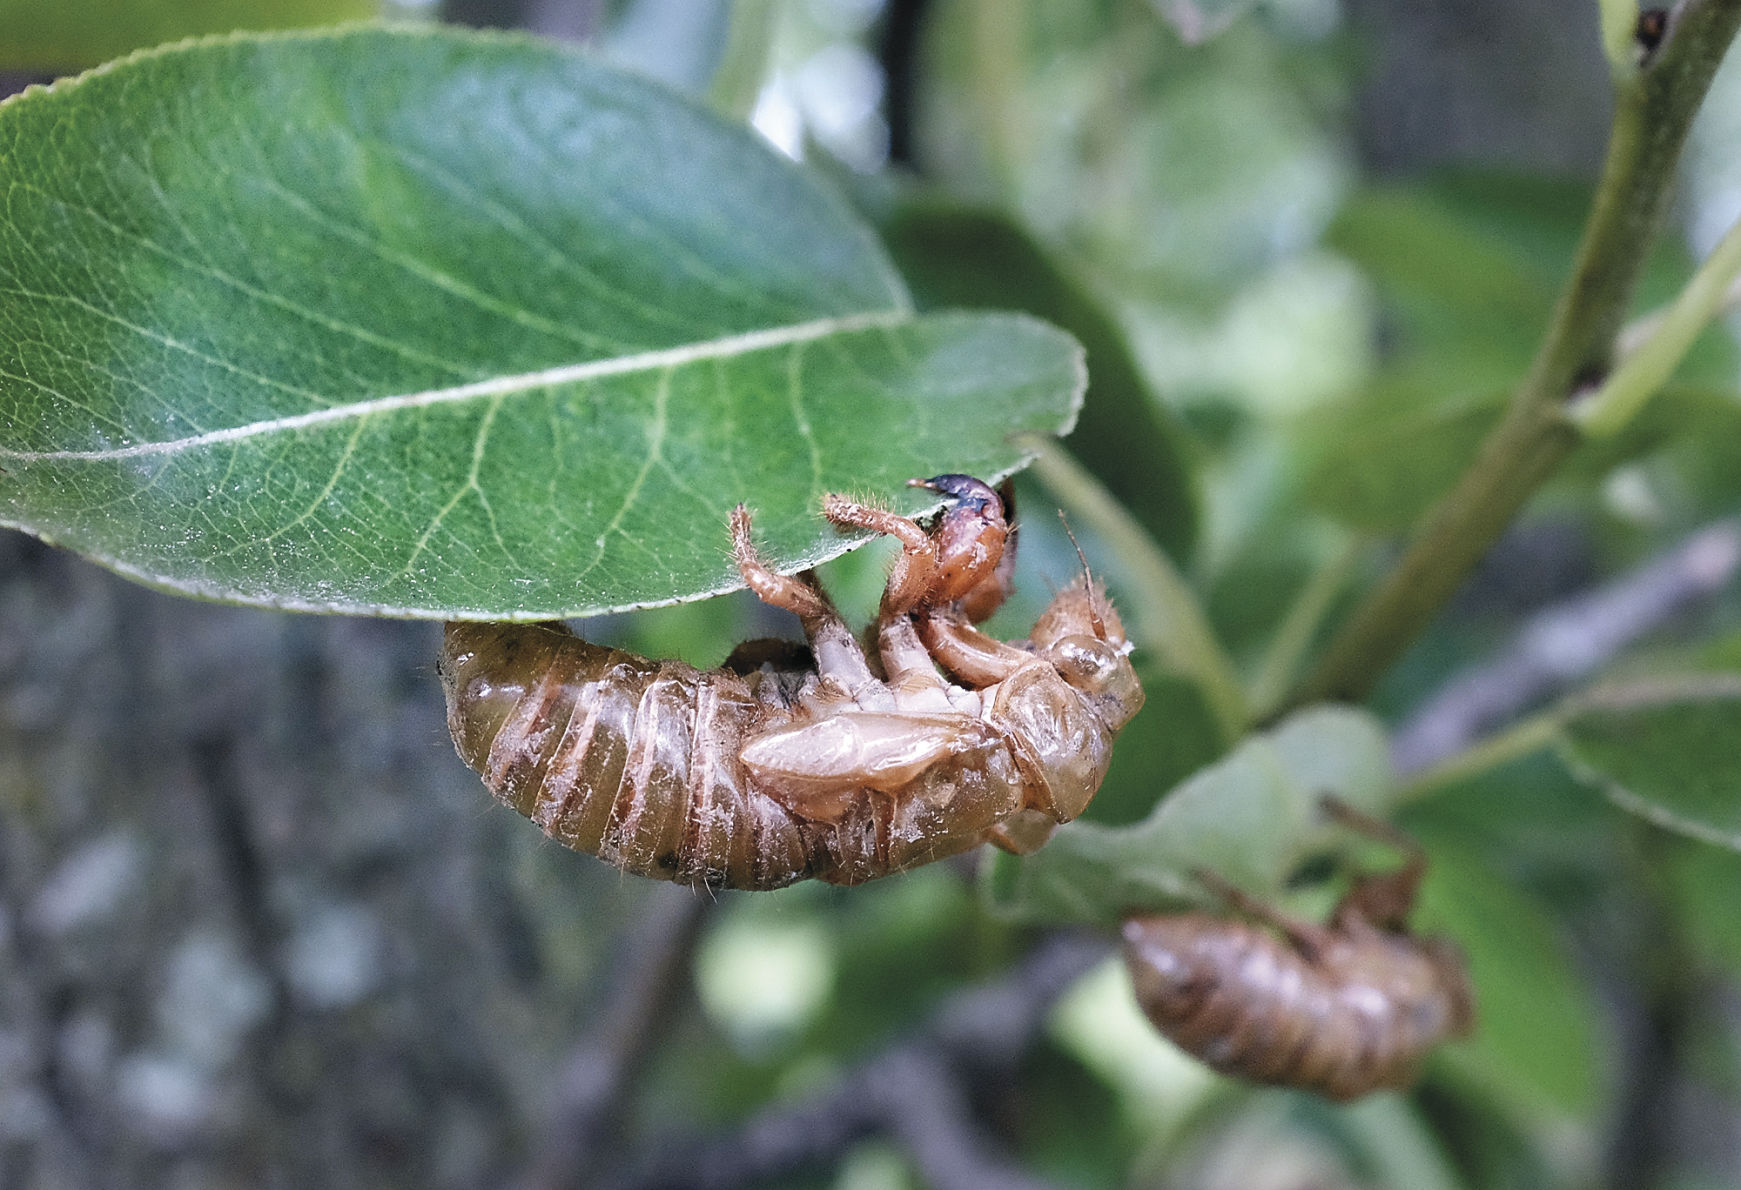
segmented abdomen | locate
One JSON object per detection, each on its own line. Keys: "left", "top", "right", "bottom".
{"left": 441, "top": 622, "right": 1028, "bottom": 889}
{"left": 441, "top": 621, "right": 824, "bottom": 889}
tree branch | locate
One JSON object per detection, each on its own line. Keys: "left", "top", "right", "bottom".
{"left": 606, "top": 934, "right": 1105, "bottom": 1190}
{"left": 1292, "top": 0, "right": 1741, "bottom": 707}
{"left": 1392, "top": 517, "right": 1741, "bottom": 784}
{"left": 516, "top": 884, "right": 711, "bottom": 1190}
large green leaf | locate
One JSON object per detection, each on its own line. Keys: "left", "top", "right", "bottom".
{"left": 982, "top": 705, "right": 1392, "bottom": 926}
{"left": 0, "top": 0, "right": 375, "bottom": 70}
{"left": 0, "top": 28, "right": 1083, "bottom": 618}
{"left": 1560, "top": 674, "right": 1741, "bottom": 851}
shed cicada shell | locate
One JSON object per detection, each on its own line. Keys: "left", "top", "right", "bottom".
{"left": 439, "top": 475, "right": 1144, "bottom": 890}
{"left": 1122, "top": 799, "right": 1475, "bottom": 1101}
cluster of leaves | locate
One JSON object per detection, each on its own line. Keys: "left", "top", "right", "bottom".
{"left": 6, "top": 0, "right": 1741, "bottom": 1186}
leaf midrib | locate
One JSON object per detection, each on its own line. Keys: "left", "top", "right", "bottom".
{"left": 0, "top": 308, "right": 911, "bottom": 463}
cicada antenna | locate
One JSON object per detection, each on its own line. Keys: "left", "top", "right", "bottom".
{"left": 1056, "top": 510, "right": 1107, "bottom": 641}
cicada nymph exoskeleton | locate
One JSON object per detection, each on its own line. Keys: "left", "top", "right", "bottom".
{"left": 1122, "top": 799, "right": 1475, "bottom": 1101}
{"left": 439, "top": 474, "right": 1144, "bottom": 890}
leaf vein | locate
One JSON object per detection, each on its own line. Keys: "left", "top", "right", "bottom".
{"left": 399, "top": 395, "right": 504, "bottom": 580}
{"left": 0, "top": 311, "right": 908, "bottom": 463}
{"left": 573, "top": 366, "right": 672, "bottom": 584}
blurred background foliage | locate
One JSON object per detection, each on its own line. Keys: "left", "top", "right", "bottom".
{"left": 7, "top": 0, "right": 1741, "bottom": 1188}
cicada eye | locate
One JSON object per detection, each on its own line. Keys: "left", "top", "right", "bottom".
{"left": 1045, "top": 634, "right": 1127, "bottom": 692}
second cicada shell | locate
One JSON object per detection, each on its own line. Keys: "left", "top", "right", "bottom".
{"left": 1122, "top": 801, "right": 1475, "bottom": 1101}
{"left": 439, "top": 475, "right": 1144, "bottom": 890}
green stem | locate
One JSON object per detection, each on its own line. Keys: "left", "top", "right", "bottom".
{"left": 967, "top": 0, "right": 1027, "bottom": 190}
{"left": 1395, "top": 710, "right": 1564, "bottom": 805}
{"left": 1288, "top": 0, "right": 1741, "bottom": 709}
{"left": 1576, "top": 212, "right": 1741, "bottom": 436}
{"left": 706, "top": 0, "right": 781, "bottom": 121}
{"left": 1249, "top": 532, "right": 1366, "bottom": 720}
{"left": 1024, "top": 439, "right": 1249, "bottom": 745}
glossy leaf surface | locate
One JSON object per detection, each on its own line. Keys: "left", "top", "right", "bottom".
{"left": 0, "top": 28, "right": 1083, "bottom": 618}
{"left": 876, "top": 199, "right": 1199, "bottom": 560}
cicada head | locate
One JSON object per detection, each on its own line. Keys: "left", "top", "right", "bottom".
{"left": 1030, "top": 578, "right": 1144, "bottom": 734}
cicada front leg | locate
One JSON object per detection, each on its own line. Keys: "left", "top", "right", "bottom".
{"left": 730, "top": 504, "right": 883, "bottom": 708}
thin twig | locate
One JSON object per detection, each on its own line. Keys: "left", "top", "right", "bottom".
{"left": 1249, "top": 533, "right": 1366, "bottom": 720}
{"left": 607, "top": 934, "right": 1106, "bottom": 1190}
{"left": 516, "top": 884, "right": 712, "bottom": 1190}
{"left": 1391, "top": 518, "right": 1741, "bottom": 782}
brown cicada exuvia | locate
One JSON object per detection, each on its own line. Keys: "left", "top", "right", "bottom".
{"left": 1123, "top": 799, "right": 1475, "bottom": 1100}
{"left": 439, "top": 475, "right": 1144, "bottom": 890}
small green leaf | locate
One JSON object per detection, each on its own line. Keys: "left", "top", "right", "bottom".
{"left": 1560, "top": 674, "right": 1741, "bottom": 852}
{"left": 1302, "top": 382, "right": 1501, "bottom": 532}
{"left": 0, "top": 0, "right": 375, "bottom": 70}
{"left": 0, "top": 28, "right": 1084, "bottom": 618}
{"left": 982, "top": 705, "right": 1392, "bottom": 926}
{"left": 876, "top": 199, "right": 1200, "bottom": 561}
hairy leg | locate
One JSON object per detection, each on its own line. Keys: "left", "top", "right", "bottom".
{"left": 1319, "top": 796, "right": 1426, "bottom": 932}
{"left": 731, "top": 505, "right": 832, "bottom": 620}
{"left": 731, "top": 505, "right": 884, "bottom": 704}
{"left": 916, "top": 608, "right": 1032, "bottom": 687}
{"left": 822, "top": 494, "right": 938, "bottom": 616}
{"left": 1194, "top": 869, "right": 1334, "bottom": 959}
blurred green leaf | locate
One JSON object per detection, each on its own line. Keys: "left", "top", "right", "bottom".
{"left": 1308, "top": 171, "right": 1737, "bottom": 531}
{"left": 982, "top": 705, "right": 1392, "bottom": 926}
{"left": 1667, "top": 840, "right": 1741, "bottom": 978}
{"left": 0, "top": 28, "right": 1083, "bottom": 618}
{"left": 1336, "top": 1095, "right": 1467, "bottom": 1190}
{"left": 1561, "top": 674, "right": 1741, "bottom": 852}
{"left": 1078, "top": 668, "right": 1224, "bottom": 827}
{"left": 876, "top": 199, "right": 1200, "bottom": 560}
{"left": 804, "top": 869, "right": 1005, "bottom": 1057}
{"left": 1330, "top": 177, "right": 1575, "bottom": 372}
{"left": 1414, "top": 837, "right": 1603, "bottom": 1116}
{"left": 1302, "top": 382, "right": 1501, "bottom": 533}
{"left": 0, "top": 0, "right": 375, "bottom": 70}
{"left": 1302, "top": 177, "right": 1569, "bottom": 532}
{"left": 1012, "top": 1037, "right": 1136, "bottom": 1187}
